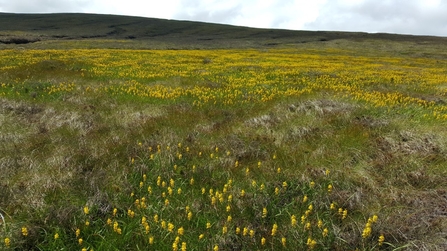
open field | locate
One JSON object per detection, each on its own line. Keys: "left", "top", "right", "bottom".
{"left": 1, "top": 13, "right": 447, "bottom": 251}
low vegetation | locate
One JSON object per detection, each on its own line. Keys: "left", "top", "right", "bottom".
{"left": 0, "top": 26, "right": 447, "bottom": 250}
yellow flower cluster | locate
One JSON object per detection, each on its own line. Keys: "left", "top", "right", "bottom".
{"left": 362, "top": 215, "right": 379, "bottom": 239}
{"left": 1, "top": 48, "right": 446, "bottom": 120}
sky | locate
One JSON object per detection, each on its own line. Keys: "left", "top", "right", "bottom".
{"left": 0, "top": 0, "right": 446, "bottom": 37}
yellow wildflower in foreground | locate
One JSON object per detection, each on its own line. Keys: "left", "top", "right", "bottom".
{"left": 4, "top": 237, "right": 10, "bottom": 247}
{"left": 262, "top": 207, "right": 268, "bottom": 218}
{"left": 378, "top": 234, "right": 385, "bottom": 246}
{"left": 281, "top": 237, "right": 287, "bottom": 247}
{"left": 271, "top": 223, "right": 278, "bottom": 236}
{"left": 21, "top": 227, "right": 28, "bottom": 236}
{"left": 306, "top": 237, "right": 317, "bottom": 249}
{"left": 291, "top": 215, "right": 297, "bottom": 226}
{"left": 54, "top": 233, "right": 59, "bottom": 240}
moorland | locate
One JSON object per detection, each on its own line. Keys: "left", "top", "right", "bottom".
{"left": 1, "top": 13, "right": 447, "bottom": 250}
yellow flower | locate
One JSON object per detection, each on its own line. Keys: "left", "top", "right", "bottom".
{"left": 168, "top": 222, "right": 175, "bottom": 232}
{"left": 54, "top": 233, "right": 59, "bottom": 240}
{"left": 206, "top": 222, "right": 211, "bottom": 229}
{"left": 172, "top": 241, "right": 178, "bottom": 251}
{"left": 362, "top": 226, "right": 372, "bottom": 239}
{"left": 227, "top": 215, "right": 232, "bottom": 222}
{"left": 330, "top": 202, "right": 336, "bottom": 210}
{"left": 302, "top": 195, "right": 308, "bottom": 203}
{"left": 261, "top": 237, "right": 266, "bottom": 245}
{"left": 342, "top": 209, "right": 348, "bottom": 220}
{"left": 199, "top": 234, "right": 204, "bottom": 240}
{"left": 277, "top": 167, "right": 281, "bottom": 173}
{"left": 271, "top": 223, "right": 278, "bottom": 236}
{"left": 21, "top": 226, "right": 28, "bottom": 236}
{"left": 322, "top": 228, "right": 329, "bottom": 237}
{"left": 76, "top": 228, "right": 81, "bottom": 237}
{"left": 310, "top": 181, "right": 315, "bottom": 188}
{"left": 213, "top": 245, "right": 219, "bottom": 251}
{"left": 78, "top": 238, "right": 83, "bottom": 245}
{"left": 249, "top": 229, "right": 255, "bottom": 238}
{"left": 262, "top": 207, "right": 267, "bottom": 218}
{"left": 378, "top": 234, "right": 385, "bottom": 246}
{"left": 281, "top": 237, "right": 286, "bottom": 246}
{"left": 235, "top": 227, "right": 241, "bottom": 234}
{"left": 222, "top": 226, "right": 228, "bottom": 234}
{"left": 149, "top": 236, "right": 154, "bottom": 244}
{"left": 306, "top": 237, "right": 317, "bottom": 249}
{"left": 83, "top": 206, "right": 89, "bottom": 215}
{"left": 187, "top": 212, "right": 193, "bottom": 221}
{"left": 85, "top": 220, "right": 90, "bottom": 226}
{"left": 4, "top": 237, "right": 10, "bottom": 247}
{"left": 243, "top": 227, "right": 248, "bottom": 236}
{"left": 291, "top": 215, "right": 297, "bottom": 226}
{"left": 317, "top": 220, "right": 323, "bottom": 228}
{"left": 81, "top": 248, "right": 87, "bottom": 251}
{"left": 327, "top": 184, "right": 333, "bottom": 193}
{"left": 240, "top": 190, "right": 245, "bottom": 197}
{"left": 178, "top": 227, "right": 184, "bottom": 235}
{"left": 181, "top": 242, "right": 186, "bottom": 251}
{"left": 113, "top": 208, "right": 118, "bottom": 217}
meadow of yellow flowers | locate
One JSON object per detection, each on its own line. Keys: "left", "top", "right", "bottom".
{"left": 1, "top": 48, "right": 447, "bottom": 118}
{"left": 1, "top": 47, "right": 446, "bottom": 250}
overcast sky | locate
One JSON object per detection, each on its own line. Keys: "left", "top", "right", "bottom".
{"left": 1, "top": 0, "right": 446, "bottom": 37}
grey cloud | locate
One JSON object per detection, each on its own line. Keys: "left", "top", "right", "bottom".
{"left": 173, "top": 0, "right": 243, "bottom": 24}
{"left": 0, "top": 0, "right": 90, "bottom": 13}
{"left": 304, "top": 0, "right": 447, "bottom": 36}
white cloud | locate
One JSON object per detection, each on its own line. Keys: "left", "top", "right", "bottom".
{"left": 304, "top": 0, "right": 447, "bottom": 36}
{"left": 0, "top": 0, "right": 446, "bottom": 36}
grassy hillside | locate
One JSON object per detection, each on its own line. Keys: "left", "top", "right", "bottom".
{"left": 1, "top": 12, "right": 447, "bottom": 49}
{"left": 0, "top": 13, "right": 447, "bottom": 251}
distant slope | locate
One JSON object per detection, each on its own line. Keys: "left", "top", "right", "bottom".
{"left": 1, "top": 13, "right": 446, "bottom": 49}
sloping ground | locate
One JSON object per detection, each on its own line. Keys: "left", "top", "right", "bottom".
{"left": 1, "top": 13, "right": 447, "bottom": 49}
